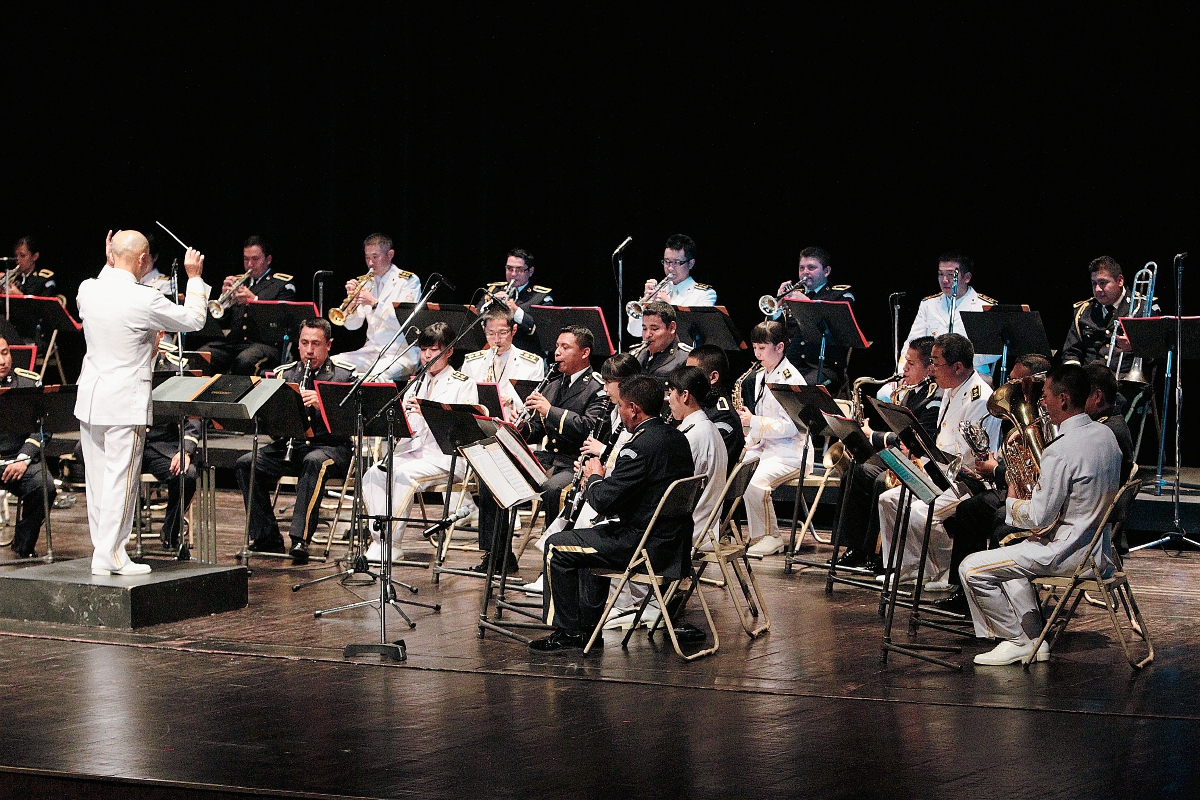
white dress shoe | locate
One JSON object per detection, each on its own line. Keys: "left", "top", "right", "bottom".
{"left": 747, "top": 534, "right": 785, "bottom": 557}
{"left": 363, "top": 542, "right": 405, "bottom": 563}
{"left": 92, "top": 562, "right": 152, "bottom": 576}
{"left": 973, "top": 638, "right": 1050, "bottom": 666}
{"left": 522, "top": 574, "right": 544, "bottom": 596}
{"left": 603, "top": 606, "right": 636, "bottom": 630}
{"left": 924, "top": 579, "right": 953, "bottom": 592}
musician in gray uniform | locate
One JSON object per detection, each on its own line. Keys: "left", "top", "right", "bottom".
{"left": 0, "top": 337, "right": 55, "bottom": 558}
{"left": 630, "top": 301, "right": 692, "bottom": 380}
{"left": 235, "top": 319, "right": 354, "bottom": 564}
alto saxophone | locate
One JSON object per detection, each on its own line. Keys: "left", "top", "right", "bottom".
{"left": 731, "top": 364, "right": 761, "bottom": 434}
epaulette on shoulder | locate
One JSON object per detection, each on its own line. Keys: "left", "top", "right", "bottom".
{"left": 328, "top": 357, "right": 354, "bottom": 371}
{"left": 532, "top": 285, "right": 552, "bottom": 293}
{"left": 923, "top": 293, "right": 941, "bottom": 301}
{"left": 450, "top": 370, "right": 470, "bottom": 382}
{"left": 13, "top": 367, "right": 40, "bottom": 380}
{"left": 518, "top": 350, "right": 540, "bottom": 363}
{"left": 833, "top": 284, "right": 851, "bottom": 291}
{"left": 591, "top": 371, "right": 603, "bottom": 383}
{"left": 1073, "top": 298, "right": 1091, "bottom": 308}
{"left": 977, "top": 293, "right": 998, "bottom": 304}
{"left": 277, "top": 360, "right": 299, "bottom": 372}
{"left": 272, "top": 273, "right": 293, "bottom": 281}
{"left": 678, "top": 342, "right": 694, "bottom": 352}
{"left": 694, "top": 282, "right": 712, "bottom": 290}
{"left": 463, "top": 350, "right": 488, "bottom": 362}
{"left": 37, "top": 269, "right": 54, "bottom": 278}
{"left": 397, "top": 269, "right": 415, "bottom": 280}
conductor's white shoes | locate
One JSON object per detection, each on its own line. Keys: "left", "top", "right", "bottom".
{"left": 747, "top": 534, "right": 784, "bottom": 557}
{"left": 92, "top": 562, "right": 152, "bottom": 576}
{"left": 974, "top": 639, "right": 1050, "bottom": 666}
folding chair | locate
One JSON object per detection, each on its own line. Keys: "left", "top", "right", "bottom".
{"left": 269, "top": 457, "right": 355, "bottom": 561}
{"left": 1023, "top": 478, "right": 1153, "bottom": 670}
{"left": 582, "top": 474, "right": 710, "bottom": 659}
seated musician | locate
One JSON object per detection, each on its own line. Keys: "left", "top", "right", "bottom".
{"left": 0, "top": 336, "right": 56, "bottom": 558}
{"left": 1061, "top": 256, "right": 1157, "bottom": 381}
{"left": 485, "top": 248, "right": 552, "bottom": 357}
{"left": 336, "top": 233, "right": 423, "bottom": 380}
{"left": 769, "top": 246, "right": 855, "bottom": 391}
{"left": 738, "top": 320, "right": 811, "bottom": 558}
{"left": 831, "top": 336, "right": 942, "bottom": 571}
{"left": 359, "top": 321, "right": 478, "bottom": 565}
{"left": 475, "top": 325, "right": 608, "bottom": 575}
{"left": 459, "top": 306, "right": 546, "bottom": 418}
{"left": 199, "top": 235, "right": 297, "bottom": 375}
{"left": 6, "top": 236, "right": 56, "bottom": 297}
{"left": 876, "top": 333, "right": 1001, "bottom": 587}
{"left": 627, "top": 234, "right": 716, "bottom": 339}
{"left": 139, "top": 233, "right": 175, "bottom": 298}
{"left": 530, "top": 373, "right": 695, "bottom": 652}
{"left": 629, "top": 301, "right": 692, "bottom": 380}
{"left": 961, "top": 364, "right": 1123, "bottom": 665}
{"left": 235, "top": 319, "right": 354, "bottom": 564}
{"left": 898, "top": 252, "right": 999, "bottom": 380}
{"left": 686, "top": 343, "right": 745, "bottom": 470}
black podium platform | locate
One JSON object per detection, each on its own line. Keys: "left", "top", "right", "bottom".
{"left": 0, "top": 559, "right": 249, "bottom": 628}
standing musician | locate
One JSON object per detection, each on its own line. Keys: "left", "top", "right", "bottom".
{"left": 627, "top": 234, "right": 716, "bottom": 339}
{"left": 75, "top": 230, "right": 209, "bottom": 576}
{"left": 739, "top": 320, "right": 812, "bottom": 558}
{"left": 686, "top": 344, "right": 745, "bottom": 470}
{"left": 235, "top": 319, "right": 354, "bottom": 564}
{"left": 335, "top": 233, "right": 423, "bottom": 380}
{"left": 876, "top": 333, "right": 1001, "bottom": 588}
{"left": 769, "top": 246, "right": 855, "bottom": 391}
{"left": 476, "top": 325, "right": 608, "bottom": 574}
{"left": 198, "top": 235, "right": 297, "bottom": 375}
{"left": 0, "top": 336, "right": 56, "bottom": 558}
{"left": 1060, "top": 256, "right": 1157, "bottom": 374}
{"left": 358, "top": 322, "right": 478, "bottom": 565}
{"left": 831, "top": 336, "right": 943, "bottom": 570}
{"left": 485, "top": 248, "right": 552, "bottom": 357}
{"left": 961, "top": 364, "right": 1122, "bottom": 666}
{"left": 900, "top": 252, "right": 999, "bottom": 378}
{"left": 530, "top": 373, "right": 695, "bottom": 652}
{"left": 629, "top": 301, "right": 692, "bottom": 380}
{"left": 5, "top": 236, "right": 56, "bottom": 297}
{"left": 459, "top": 306, "right": 546, "bottom": 418}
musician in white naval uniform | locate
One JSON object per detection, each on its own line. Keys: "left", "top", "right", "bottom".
{"left": 339, "top": 233, "right": 423, "bottom": 380}
{"left": 627, "top": 233, "right": 717, "bottom": 338}
{"left": 960, "top": 363, "right": 1122, "bottom": 665}
{"left": 459, "top": 306, "right": 545, "bottom": 419}
{"left": 877, "top": 333, "right": 1001, "bottom": 586}
{"left": 75, "top": 231, "right": 209, "bottom": 575}
{"left": 740, "top": 321, "right": 813, "bottom": 557}
{"left": 900, "top": 252, "right": 999, "bottom": 377}
{"left": 359, "top": 322, "right": 480, "bottom": 562}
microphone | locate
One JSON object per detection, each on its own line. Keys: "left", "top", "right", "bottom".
{"left": 313, "top": 270, "right": 334, "bottom": 278}
{"left": 612, "top": 236, "right": 633, "bottom": 256}
{"left": 1176, "top": 253, "right": 1188, "bottom": 261}
{"left": 429, "top": 272, "right": 456, "bottom": 292}
{"left": 422, "top": 505, "right": 472, "bottom": 540}
{"left": 0, "top": 257, "right": 17, "bottom": 262}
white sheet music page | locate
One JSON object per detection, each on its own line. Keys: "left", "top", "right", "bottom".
{"left": 462, "top": 441, "right": 540, "bottom": 509}
{"left": 493, "top": 423, "right": 547, "bottom": 488}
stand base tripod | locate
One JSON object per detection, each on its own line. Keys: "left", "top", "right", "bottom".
{"left": 343, "top": 640, "right": 407, "bottom": 662}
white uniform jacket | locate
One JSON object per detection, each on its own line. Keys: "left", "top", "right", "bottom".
{"left": 744, "top": 357, "right": 810, "bottom": 466}
{"left": 394, "top": 367, "right": 480, "bottom": 462}
{"left": 459, "top": 345, "right": 546, "bottom": 409}
{"left": 343, "top": 265, "right": 422, "bottom": 369}
{"left": 932, "top": 369, "right": 1002, "bottom": 462}
{"left": 678, "top": 408, "right": 728, "bottom": 542}
{"left": 75, "top": 268, "right": 209, "bottom": 426}
{"left": 902, "top": 287, "right": 1000, "bottom": 374}
{"left": 627, "top": 275, "right": 718, "bottom": 337}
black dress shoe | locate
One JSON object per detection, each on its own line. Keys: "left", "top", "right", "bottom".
{"left": 289, "top": 540, "right": 310, "bottom": 565}
{"left": 248, "top": 536, "right": 286, "bottom": 553}
{"left": 469, "top": 553, "right": 520, "bottom": 575}
{"left": 529, "top": 630, "right": 591, "bottom": 652}
{"left": 930, "top": 587, "right": 969, "bottom": 614}
{"left": 833, "top": 549, "right": 869, "bottom": 569}
{"left": 672, "top": 622, "right": 706, "bottom": 643}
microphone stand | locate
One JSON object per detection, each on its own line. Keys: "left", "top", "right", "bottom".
{"left": 612, "top": 235, "right": 632, "bottom": 353}
{"left": 890, "top": 292, "right": 905, "bottom": 366}
{"left": 312, "top": 270, "right": 334, "bottom": 318}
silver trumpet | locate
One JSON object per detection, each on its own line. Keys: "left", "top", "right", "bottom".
{"left": 758, "top": 280, "right": 797, "bottom": 316}
{"left": 626, "top": 276, "right": 671, "bottom": 320}
{"left": 208, "top": 271, "right": 252, "bottom": 319}
{"left": 480, "top": 279, "right": 517, "bottom": 314}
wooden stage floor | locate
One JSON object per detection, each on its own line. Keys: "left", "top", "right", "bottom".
{"left": 0, "top": 488, "right": 1197, "bottom": 799}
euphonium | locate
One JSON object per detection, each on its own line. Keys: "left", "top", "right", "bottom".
{"left": 758, "top": 281, "right": 796, "bottom": 316}
{"left": 208, "top": 271, "right": 252, "bottom": 319}
{"left": 329, "top": 272, "right": 373, "bottom": 326}
{"left": 626, "top": 277, "right": 671, "bottom": 320}
{"left": 987, "top": 373, "right": 1059, "bottom": 539}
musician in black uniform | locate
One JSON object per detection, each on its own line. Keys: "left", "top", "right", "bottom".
{"left": 475, "top": 325, "right": 608, "bottom": 573}
{"left": 141, "top": 413, "right": 202, "bottom": 550}
{"left": 771, "top": 247, "right": 855, "bottom": 391}
{"left": 199, "top": 235, "right": 297, "bottom": 376}
{"left": 485, "top": 248, "right": 552, "bottom": 357}
{"left": 0, "top": 336, "right": 56, "bottom": 558}
{"left": 630, "top": 301, "right": 692, "bottom": 380}
{"left": 531, "top": 373, "right": 695, "bottom": 652}
{"left": 1061, "top": 256, "right": 1140, "bottom": 370}
{"left": 235, "top": 319, "right": 354, "bottom": 564}
{"left": 831, "top": 336, "right": 942, "bottom": 569}
{"left": 686, "top": 343, "right": 745, "bottom": 470}
{"left": 6, "top": 236, "right": 57, "bottom": 297}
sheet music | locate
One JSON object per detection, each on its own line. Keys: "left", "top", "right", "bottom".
{"left": 879, "top": 447, "right": 942, "bottom": 504}
{"left": 461, "top": 441, "right": 541, "bottom": 509}
{"left": 493, "top": 424, "right": 547, "bottom": 488}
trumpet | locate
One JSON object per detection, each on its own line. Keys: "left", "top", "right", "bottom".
{"left": 1110, "top": 261, "right": 1157, "bottom": 383}
{"left": 758, "top": 280, "right": 797, "bottom": 316}
{"left": 329, "top": 272, "right": 373, "bottom": 325}
{"left": 626, "top": 277, "right": 671, "bottom": 320}
{"left": 480, "top": 280, "right": 517, "bottom": 314}
{"left": 208, "top": 271, "right": 252, "bottom": 319}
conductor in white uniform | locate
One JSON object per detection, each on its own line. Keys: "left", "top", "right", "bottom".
{"left": 75, "top": 231, "right": 209, "bottom": 575}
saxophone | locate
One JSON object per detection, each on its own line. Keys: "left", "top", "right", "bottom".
{"left": 731, "top": 364, "right": 761, "bottom": 434}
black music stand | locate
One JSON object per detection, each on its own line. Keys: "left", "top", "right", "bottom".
{"left": 781, "top": 299, "right": 870, "bottom": 386}
{"left": 392, "top": 302, "right": 485, "bottom": 352}
{"left": 530, "top": 306, "right": 615, "bottom": 361}
{"left": 244, "top": 300, "right": 321, "bottom": 363}
{"left": 474, "top": 382, "right": 504, "bottom": 419}
{"left": 1124, "top": 316, "right": 1200, "bottom": 552}
{"left": 0, "top": 384, "right": 77, "bottom": 563}
{"left": 3, "top": 295, "right": 81, "bottom": 384}
{"left": 959, "top": 307, "right": 1050, "bottom": 383}
{"left": 673, "top": 305, "right": 747, "bottom": 351}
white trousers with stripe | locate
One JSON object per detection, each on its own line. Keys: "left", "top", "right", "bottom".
{"left": 742, "top": 456, "right": 803, "bottom": 543}
{"left": 959, "top": 542, "right": 1048, "bottom": 641}
{"left": 79, "top": 422, "right": 146, "bottom": 572}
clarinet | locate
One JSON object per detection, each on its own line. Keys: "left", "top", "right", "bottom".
{"left": 284, "top": 358, "right": 312, "bottom": 461}
{"left": 561, "top": 399, "right": 613, "bottom": 524}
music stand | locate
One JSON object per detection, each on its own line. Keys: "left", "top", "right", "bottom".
{"left": 3, "top": 295, "right": 81, "bottom": 384}
{"left": 530, "top": 306, "right": 615, "bottom": 361}
{"left": 243, "top": 300, "right": 321, "bottom": 360}
{"left": 0, "top": 384, "right": 77, "bottom": 563}
{"left": 673, "top": 306, "right": 747, "bottom": 351}
{"left": 1124, "top": 316, "right": 1200, "bottom": 552}
{"left": 781, "top": 299, "right": 870, "bottom": 386}
{"left": 474, "top": 382, "right": 505, "bottom": 419}
{"left": 959, "top": 307, "right": 1050, "bottom": 383}
{"left": 392, "top": 302, "right": 485, "bottom": 352}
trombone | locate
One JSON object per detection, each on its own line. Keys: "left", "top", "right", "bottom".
{"left": 1107, "top": 261, "right": 1157, "bottom": 382}
{"left": 626, "top": 276, "right": 671, "bottom": 320}
{"left": 207, "top": 271, "right": 251, "bottom": 319}
{"left": 329, "top": 272, "right": 373, "bottom": 325}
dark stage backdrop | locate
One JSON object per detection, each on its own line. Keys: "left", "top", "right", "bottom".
{"left": 8, "top": 7, "right": 1196, "bottom": 462}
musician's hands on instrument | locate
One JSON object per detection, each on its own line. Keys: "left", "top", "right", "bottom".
{"left": 300, "top": 388, "right": 321, "bottom": 408}
{"left": 736, "top": 407, "right": 753, "bottom": 428}
{"left": 2, "top": 459, "right": 28, "bottom": 483}
{"left": 525, "top": 391, "right": 551, "bottom": 417}
{"left": 1007, "top": 479, "right": 1020, "bottom": 499}
{"left": 404, "top": 397, "right": 423, "bottom": 417}
{"left": 580, "top": 434, "right": 605, "bottom": 458}
{"left": 170, "top": 452, "right": 191, "bottom": 476}
{"left": 352, "top": 285, "right": 377, "bottom": 308}
{"left": 582, "top": 457, "right": 605, "bottom": 479}
{"left": 183, "top": 248, "right": 204, "bottom": 279}
{"left": 974, "top": 452, "right": 999, "bottom": 478}
{"left": 222, "top": 274, "right": 239, "bottom": 292}
{"left": 232, "top": 285, "right": 255, "bottom": 305}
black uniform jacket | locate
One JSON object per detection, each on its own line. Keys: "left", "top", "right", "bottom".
{"left": 486, "top": 281, "right": 552, "bottom": 355}
{"left": 521, "top": 369, "right": 608, "bottom": 471}
{"left": 276, "top": 357, "right": 355, "bottom": 448}
{"left": 784, "top": 283, "right": 855, "bottom": 386}
{"left": 224, "top": 270, "right": 298, "bottom": 347}
{"left": 0, "top": 368, "right": 45, "bottom": 460}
